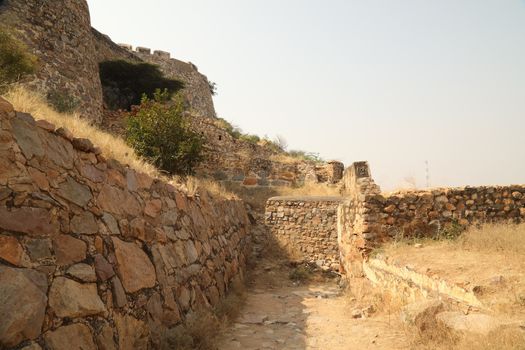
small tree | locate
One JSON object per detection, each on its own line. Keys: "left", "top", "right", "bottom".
{"left": 0, "top": 28, "right": 37, "bottom": 90}
{"left": 126, "top": 89, "right": 204, "bottom": 175}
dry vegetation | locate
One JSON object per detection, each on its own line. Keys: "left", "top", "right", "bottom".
{"left": 376, "top": 223, "right": 525, "bottom": 350}
{"left": 2, "top": 86, "right": 238, "bottom": 199}
{"left": 162, "top": 277, "right": 247, "bottom": 350}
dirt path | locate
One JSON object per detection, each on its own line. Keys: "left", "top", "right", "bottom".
{"left": 216, "top": 261, "right": 411, "bottom": 350}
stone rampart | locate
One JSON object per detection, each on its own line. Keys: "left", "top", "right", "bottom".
{"left": 265, "top": 196, "right": 342, "bottom": 270}
{"left": 0, "top": 98, "right": 251, "bottom": 349}
{"left": 0, "top": 0, "right": 103, "bottom": 122}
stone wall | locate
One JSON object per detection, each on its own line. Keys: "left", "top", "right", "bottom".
{"left": 0, "top": 98, "right": 251, "bottom": 349}
{"left": 0, "top": 0, "right": 103, "bottom": 122}
{"left": 337, "top": 162, "right": 525, "bottom": 276}
{"left": 265, "top": 196, "right": 342, "bottom": 270}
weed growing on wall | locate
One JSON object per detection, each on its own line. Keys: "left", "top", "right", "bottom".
{"left": 126, "top": 89, "right": 204, "bottom": 175}
{"left": 0, "top": 28, "right": 37, "bottom": 90}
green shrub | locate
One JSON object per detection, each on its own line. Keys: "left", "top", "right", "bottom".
{"left": 99, "top": 60, "right": 183, "bottom": 110}
{"left": 0, "top": 28, "right": 37, "bottom": 89}
{"left": 125, "top": 89, "right": 203, "bottom": 175}
{"left": 47, "top": 90, "right": 79, "bottom": 113}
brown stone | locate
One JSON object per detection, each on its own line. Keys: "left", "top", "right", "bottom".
{"left": 44, "top": 323, "right": 97, "bottom": 350}
{"left": 67, "top": 263, "right": 97, "bottom": 282}
{"left": 96, "top": 323, "right": 116, "bottom": 350}
{"left": 56, "top": 176, "right": 93, "bottom": 207}
{"left": 80, "top": 163, "right": 106, "bottom": 183}
{"left": 144, "top": 199, "right": 162, "bottom": 218}
{"left": 36, "top": 119, "right": 55, "bottom": 132}
{"left": 71, "top": 137, "right": 95, "bottom": 152}
{"left": 0, "top": 97, "right": 14, "bottom": 115}
{"left": 55, "top": 127, "right": 73, "bottom": 141}
{"left": 114, "top": 314, "right": 149, "bottom": 350}
{"left": 129, "top": 218, "right": 146, "bottom": 240}
{"left": 70, "top": 211, "right": 98, "bottom": 234}
{"left": 49, "top": 277, "right": 106, "bottom": 318}
{"left": 186, "top": 240, "right": 199, "bottom": 264}
{"left": 175, "top": 193, "right": 187, "bottom": 211}
{"left": 97, "top": 185, "right": 141, "bottom": 216}
{"left": 0, "top": 235, "right": 25, "bottom": 266}
{"left": 0, "top": 206, "right": 59, "bottom": 236}
{"left": 136, "top": 172, "right": 154, "bottom": 189}
{"left": 111, "top": 276, "right": 127, "bottom": 308}
{"left": 243, "top": 177, "right": 257, "bottom": 186}
{"left": 94, "top": 254, "right": 115, "bottom": 281}
{"left": 26, "top": 239, "right": 52, "bottom": 261}
{"left": 112, "top": 237, "right": 156, "bottom": 293}
{"left": 28, "top": 167, "right": 50, "bottom": 190}
{"left": 40, "top": 127, "right": 76, "bottom": 169}
{"left": 53, "top": 235, "right": 87, "bottom": 265}
{"left": 95, "top": 236, "right": 104, "bottom": 253}
{"left": 11, "top": 116, "right": 44, "bottom": 159}
{"left": 0, "top": 266, "right": 47, "bottom": 348}
{"left": 101, "top": 213, "right": 120, "bottom": 235}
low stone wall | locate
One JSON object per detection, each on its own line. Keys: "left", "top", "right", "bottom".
{"left": 337, "top": 162, "right": 525, "bottom": 276}
{"left": 265, "top": 196, "right": 342, "bottom": 270}
{"left": 0, "top": 99, "right": 251, "bottom": 349}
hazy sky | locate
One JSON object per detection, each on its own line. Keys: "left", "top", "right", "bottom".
{"left": 87, "top": 0, "right": 525, "bottom": 190}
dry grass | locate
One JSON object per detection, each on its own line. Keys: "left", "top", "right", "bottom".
{"left": 346, "top": 277, "right": 405, "bottom": 317}
{"left": 3, "top": 86, "right": 160, "bottom": 177}
{"left": 162, "top": 277, "right": 247, "bottom": 350}
{"left": 2, "top": 86, "right": 237, "bottom": 199}
{"left": 458, "top": 223, "right": 525, "bottom": 257}
{"left": 275, "top": 182, "right": 341, "bottom": 197}
{"left": 412, "top": 322, "right": 525, "bottom": 350}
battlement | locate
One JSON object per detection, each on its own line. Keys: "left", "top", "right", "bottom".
{"left": 118, "top": 43, "right": 175, "bottom": 60}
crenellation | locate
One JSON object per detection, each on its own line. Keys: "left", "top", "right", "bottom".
{"left": 135, "top": 46, "right": 151, "bottom": 54}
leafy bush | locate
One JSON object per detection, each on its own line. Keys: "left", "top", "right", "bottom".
{"left": 125, "top": 89, "right": 203, "bottom": 175}
{"left": 99, "top": 60, "right": 183, "bottom": 110}
{"left": 47, "top": 90, "right": 79, "bottom": 113}
{"left": 0, "top": 28, "right": 37, "bottom": 90}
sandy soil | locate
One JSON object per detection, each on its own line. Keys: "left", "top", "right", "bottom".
{"left": 216, "top": 261, "right": 410, "bottom": 350}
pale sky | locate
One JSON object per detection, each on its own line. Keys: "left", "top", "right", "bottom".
{"left": 87, "top": 0, "right": 525, "bottom": 190}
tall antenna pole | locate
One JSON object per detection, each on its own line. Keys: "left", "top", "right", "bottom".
{"left": 425, "top": 160, "right": 430, "bottom": 188}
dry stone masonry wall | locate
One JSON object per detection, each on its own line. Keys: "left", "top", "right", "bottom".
{"left": 0, "top": 98, "right": 251, "bottom": 350}
{"left": 337, "top": 162, "right": 525, "bottom": 275}
{"left": 0, "top": 0, "right": 104, "bottom": 122}
{"left": 265, "top": 196, "right": 342, "bottom": 270}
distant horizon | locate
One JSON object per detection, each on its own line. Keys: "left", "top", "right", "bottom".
{"left": 87, "top": 0, "right": 525, "bottom": 190}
